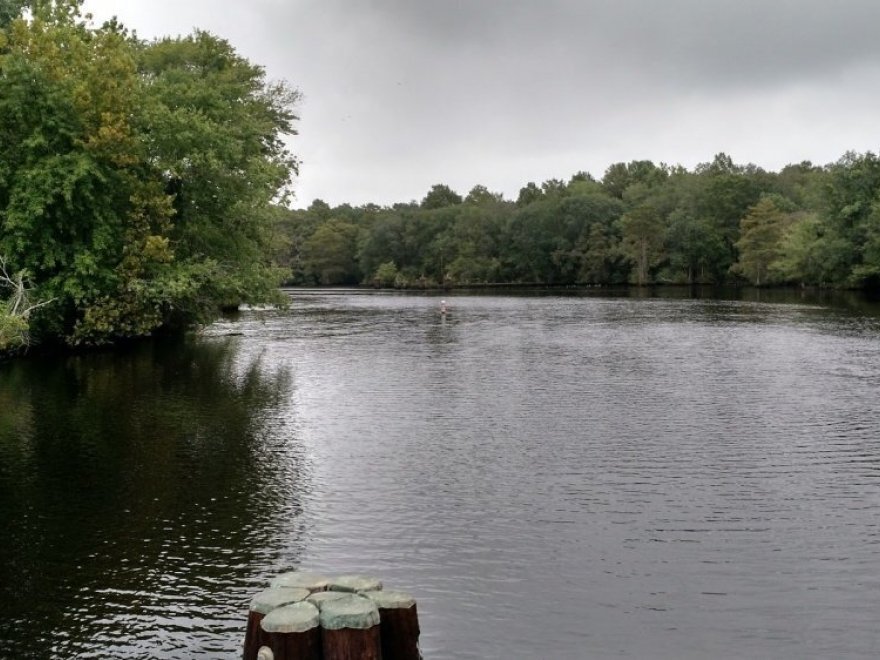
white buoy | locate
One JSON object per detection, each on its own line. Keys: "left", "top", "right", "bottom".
{"left": 440, "top": 300, "right": 447, "bottom": 315}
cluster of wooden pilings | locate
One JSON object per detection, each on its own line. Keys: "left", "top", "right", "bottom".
{"left": 243, "top": 572, "right": 421, "bottom": 660}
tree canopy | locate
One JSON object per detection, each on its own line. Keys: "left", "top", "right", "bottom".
{"left": 0, "top": 0, "right": 299, "bottom": 351}
{"left": 278, "top": 153, "right": 880, "bottom": 293}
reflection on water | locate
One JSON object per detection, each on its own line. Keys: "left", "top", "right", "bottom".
{"left": 0, "top": 339, "right": 309, "bottom": 658}
{"left": 3, "top": 290, "right": 880, "bottom": 659}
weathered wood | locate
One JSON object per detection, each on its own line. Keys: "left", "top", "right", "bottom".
{"left": 270, "top": 571, "right": 331, "bottom": 593}
{"left": 260, "top": 602, "right": 322, "bottom": 660}
{"left": 320, "top": 594, "right": 382, "bottom": 660}
{"left": 306, "top": 590, "right": 349, "bottom": 610}
{"left": 364, "top": 590, "right": 421, "bottom": 660}
{"left": 243, "top": 587, "right": 311, "bottom": 660}
{"left": 327, "top": 575, "right": 383, "bottom": 593}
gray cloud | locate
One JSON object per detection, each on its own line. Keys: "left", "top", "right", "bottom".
{"left": 85, "top": 0, "right": 880, "bottom": 205}
{"left": 302, "top": 0, "right": 880, "bottom": 86}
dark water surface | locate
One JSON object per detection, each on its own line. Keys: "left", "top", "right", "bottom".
{"left": 2, "top": 290, "right": 880, "bottom": 659}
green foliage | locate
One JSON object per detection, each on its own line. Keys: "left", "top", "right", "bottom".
{"left": 273, "top": 151, "right": 880, "bottom": 292}
{"left": 619, "top": 203, "right": 665, "bottom": 285}
{"left": 732, "top": 198, "right": 793, "bottom": 286}
{"left": 0, "top": 302, "right": 28, "bottom": 351}
{"left": 420, "top": 184, "right": 462, "bottom": 209}
{"left": 602, "top": 160, "right": 667, "bottom": 199}
{"left": 464, "top": 185, "right": 503, "bottom": 206}
{"left": 516, "top": 182, "right": 542, "bottom": 207}
{"left": 665, "top": 211, "right": 726, "bottom": 284}
{"left": 0, "top": 1, "right": 298, "bottom": 349}
{"left": 772, "top": 213, "right": 849, "bottom": 286}
{"left": 302, "top": 219, "right": 359, "bottom": 285}
{"left": 851, "top": 203, "right": 880, "bottom": 286}
{"left": 370, "top": 261, "right": 399, "bottom": 288}
{"left": 0, "top": 0, "right": 27, "bottom": 27}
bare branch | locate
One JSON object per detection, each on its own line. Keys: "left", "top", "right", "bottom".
{"left": 0, "top": 254, "right": 55, "bottom": 332}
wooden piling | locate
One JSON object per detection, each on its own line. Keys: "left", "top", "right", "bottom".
{"left": 364, "top": 590, "right": 421, "bottom": 660}
{"left": 260, "top": 601, "right": 322, "bottom": 660}
{"left": 327, "top": 575, "right": 383, "bottom": 593}
{"left": 270, "top": 571, "right": 331, "bottom": 593}
{"left": 319, "top": 594, "right": 383, "bottom": 660}
{"left": 306, "top": 590, "right": 349, "bottom": 610}
{"left": 243, "top": 587, "right": 311, "bottom": 660}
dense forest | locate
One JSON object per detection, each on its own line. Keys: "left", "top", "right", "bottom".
{"left": 280, "top": 152, "right": 880, "bottom": 293}
{"left": 4, "top": 2, "right": 880, "bottom": 355}
{"left": 0, "top": 0, "right": 298, "bottom": 352}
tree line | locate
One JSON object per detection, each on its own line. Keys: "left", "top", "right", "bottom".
{"left": 279, "top": 152, "right": 880, "bottom": 293}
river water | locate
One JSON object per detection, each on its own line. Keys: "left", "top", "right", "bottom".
{"left": 2, "top": 289, "right": 880, "bottom": 659}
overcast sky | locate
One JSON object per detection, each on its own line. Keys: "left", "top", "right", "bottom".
{"left": 83, "top": 0, "right": 880, "bottom": 208}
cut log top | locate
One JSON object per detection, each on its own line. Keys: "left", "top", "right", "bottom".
{"left": 250, "top": 587, "right": 311, "bottom": 615}
{"left": 328, "top": 575, "right": 383, "bottom": 593}
{"left": 306, "top": 591, "right": 349, "bottom": 610}
{"left": 260, "top": 601, "right": 320, "bottom": 634}
{"left": 244, "top": 571, "right": 421, "bottom": 660}
{"left": 362, "top": 590, "right": 416, "bottom": 610}
{"left": 270, "top": 571, "right": 331, "bottom": 592}
{"left": 318, "top": 594, "right": 381, "bottom": 631}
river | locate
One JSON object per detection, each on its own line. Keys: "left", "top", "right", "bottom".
{"left": 1, "top": 289, "right": 880, "bottom": 658}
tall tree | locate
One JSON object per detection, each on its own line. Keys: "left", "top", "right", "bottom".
{"left": 772, "top": 213, "right": 848, "bottom": 286}
{"left": 619, "top": 204, "right": 665, "bottom": 285}
{"left": 0, "top": 0, "right": 174, "bottom": 343}
{"left": 666, "top": 211, "right": 726, "bottom": 284}
{"left": 732, "top": 198, "right": 793, "bottom": 286}
{"left": 138, "top": 30, "right": 299, "bottom": 316}
{"left": 420, "top": 183, "right": 462, "bottom": 209}
{"left": 302, "top": 219, "right": 359, "bottom": 284}
{"left": 0, "top": 1, "right": 300, "bottom": 346}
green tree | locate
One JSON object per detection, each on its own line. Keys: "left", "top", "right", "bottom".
{"left": 823, "top": 152, "right": 880, "bottom": 285}
{"left": 772, "top": 213, "right": 848, "bottom": 285}
{"left": 503, "top": 200, "right": 569, "bottom": 283}
{"left": 464, "top": 184, "right": 503, "bottom": 206}
{"left": 732, "top": 198, "right": 793, "bottom": 285}
{"left": 137, "top": 30, "right": 299, "bottom": 316}
{"left": 302, "top": 219, "right": 359, "bottom": 285}
{"left": 665, "top": 211, "right": 726, "bottom": 284}
{"left": 356, "top": 212, "right": 408, "bottom": 280}
{"left": 601, "top": 160, "right": 667, "bottom": 199}
{"left": 420, "top": 184, "right": 462, "bottom": 209}
{"left": 619, "top": 204, "right": 665, "bottom": 285}
{"left": 370, "top": 260, "right": 399, "bottom": 288}
{"left": 516, "top": 182, "right": 542, "bottom": 207}
{"left": 0, "top": 2, "right": 299, "bottom": 347}
{"left": 0, "top": 0, "right": 27, "bottom": 27}
{"left": 577, "top": 222, "right": 622, "bottom": 283}
{"left": 0, "top": 1, "right": 175, "bottom": 344}
{"left": 568, "top": 171, "right": 602, "bottom": 196}
{"left": 852, "top": 202, "right": 880, "bottom": 287}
